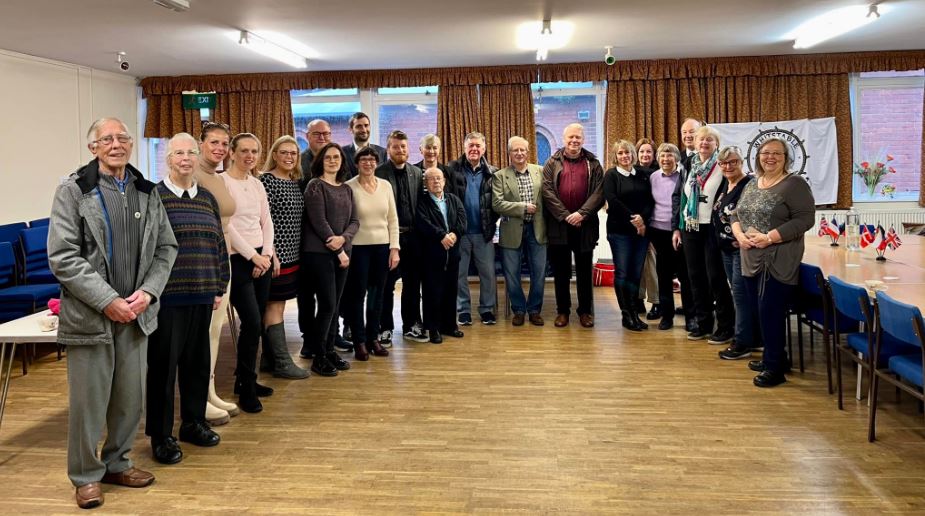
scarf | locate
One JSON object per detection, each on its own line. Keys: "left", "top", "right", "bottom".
{"left": 684, "top": 151, "right": 718, "bottom": 223}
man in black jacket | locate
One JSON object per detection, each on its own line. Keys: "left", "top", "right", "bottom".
{"left": 376, "top": 130, "right": 426, "bottom": 343}
{"left": 446, "top": 131, "right": 499, "bottom": 326}
{"left": 416, "top": 167, "right": 467, "bottom": 344}
{"left": 342, "top": 112, "right": 387, "bottom": 178}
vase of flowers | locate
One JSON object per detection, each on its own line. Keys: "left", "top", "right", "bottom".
{"left": 854, "top": 151, "right": 896, "bottom": 198}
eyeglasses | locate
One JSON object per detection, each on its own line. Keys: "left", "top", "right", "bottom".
{"left": 357, "top": 157, "right": 378, "bottom": 164}
{"left": 759, "top": 151, "right": 785, "bottom": 158}
{"left": 277, "top": 150, "right": 299, "bottom": 157}
{"left": 93, "top": 133, "right": 133, "bottom": 146}
{"left": 172, "top": 149, "right": 200, "bottom": 158}
{"left": 718, "top": 159, "right": 741, "bottom": 167}
{"left": 310, "top": 131, "right": 332, "bottom": 139}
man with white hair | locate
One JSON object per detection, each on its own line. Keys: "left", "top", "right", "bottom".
{"left": 48, "top": 118, "right": 177, "bottom": 509}
{"left": 679, "top": 118, "right": 702, "bottom": 170}
{"left": 493, "top": 136, "right": 547, "bottom": 326}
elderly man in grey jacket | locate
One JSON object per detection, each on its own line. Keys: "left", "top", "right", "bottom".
{"left": 48, "top": 118, "right": 177, "bottom": 510}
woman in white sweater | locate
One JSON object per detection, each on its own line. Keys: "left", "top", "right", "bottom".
{"left": 343, "top": 146, "right": 400, "bottom": 360}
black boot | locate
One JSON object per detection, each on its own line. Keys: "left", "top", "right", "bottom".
{"left": 236, "top": 378, "right": 263, "bottom": 413}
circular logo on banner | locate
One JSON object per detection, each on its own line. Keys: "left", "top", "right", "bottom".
{"left": 745, "top": 127, "right": 810, "bottom": 184}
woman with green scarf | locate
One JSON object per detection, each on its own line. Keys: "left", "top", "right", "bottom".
{"left": 671, "top": 125, "right": 735, "bottom": 343}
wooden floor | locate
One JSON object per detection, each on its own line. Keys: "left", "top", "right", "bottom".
{"left": 2, "top": 285, "right": 925, "bottom": 514}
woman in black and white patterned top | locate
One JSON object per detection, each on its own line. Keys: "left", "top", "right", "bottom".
{"left": 258, "top": 135, "right": 309, "bottom": 380}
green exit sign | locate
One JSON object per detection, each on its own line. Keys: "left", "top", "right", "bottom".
{"left": 182, "top": 92, "right": 216, "bottom": 109}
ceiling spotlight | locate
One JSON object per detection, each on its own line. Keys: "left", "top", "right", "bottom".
{"left": 788, "top": 3, "right": 889, "bottom": 49}
{"left": 235, "top": 30, "right": 309, "bottom": 69}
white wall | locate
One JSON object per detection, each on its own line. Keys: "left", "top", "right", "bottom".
{"left": 0, "top": 49, "right": 138, "bottom": 224}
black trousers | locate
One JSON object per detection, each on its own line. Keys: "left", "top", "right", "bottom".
{"left": 230, "top": 252, "right": 271, "bottom": 384}
{"left": 302, "top": 251, "right": 349, "bottom": 355}
{"left": 745, "top": 272, "right": 793, "bottom": 374}
{"left": 548, "top": 226, "right": 594, "bottom": 316}
{"left": 680, "top": 225, "right": 734, "bottom": 335}
{"left": 146, "top": 304, "right": 212, "bottom": 439}
{"left": 381, "top": 232, "right": 422, "bottom": 332}
{"left": 345, "top": 244, "right": 390, "bottom": 345}
{"left": 649, "top": 227, "right": 692, "bottom": 318}
{"left": 421, "top": 253, "right": 461, "bottom": 334}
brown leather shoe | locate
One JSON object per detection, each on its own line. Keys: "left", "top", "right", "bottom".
{"left": 512, "top": 313, "right": 525, "bottom": 326}
{"left": 579, "top": 313, "right": 595, "bottom": 328}
{"left": 528, "top": 313, "right": 545, "bottom": 326}
{"left": 554, "top": 314, "right": 569, "bottom": 327}
{"left": 76, "top": 482, "right": 103, "bottom": 509}
{"left": 101, "top": 467, "right": 155, "bottom": 488}
{"left": 354, "top": 342, "right": 369, "bottom": 361}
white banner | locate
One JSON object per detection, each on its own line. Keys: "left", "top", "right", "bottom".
{"left": 711, "top": 117, "right": 838, "bottom": 205}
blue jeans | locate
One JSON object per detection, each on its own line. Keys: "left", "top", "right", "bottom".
{"left": 721, "top": 249, "right": 759, "bottom": 348}
{"left": 501, "top": 222, "right": 547, "bottom": 315}
{"left": 457, "top": 233, "right": 497, "bottom": 314}
{"left": 607, "top": 232, "right": 648, "bottom": 310}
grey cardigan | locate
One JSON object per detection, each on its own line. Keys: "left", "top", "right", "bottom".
{"left": 48, "top": 159, "right": 178, "bottom": 346}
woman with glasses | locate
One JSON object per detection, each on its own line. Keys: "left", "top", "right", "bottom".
{"left": 649, "top": 143, "right": 691, "bottom": 331}
{"left": 194, "top": 122, "right": 239, "bottom": 426}
{"left": 344, "top": 146, "right": 399, "bottom": 360}
{"left": 604, "top": 139, "right": 654, "bottom": 331}
{"left": 300, "top": 143, "right": 359, "bottom": 376}
{"left": 257, "top": 136, "right": 310, "bottom": 380}
{"left": 147, "top": 132, "right": 228, "bottom": 464}
{"left": 711, "top": 146, "right": 760, "bottom": 361}
{"left": 673, "top": 125, "right": 735, "bottom": 344}
{"left": 222, "top": 133, "right": 275, "bottom": 413}
{"left": 731, "top": 138, "right": 815, "bottom": 387}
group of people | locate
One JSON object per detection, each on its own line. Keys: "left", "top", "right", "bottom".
{"left": 48, "top": 113, "right": 814, "bottom": 509}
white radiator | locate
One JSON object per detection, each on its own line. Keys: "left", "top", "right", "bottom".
{"left": 810, "top": 209, "right": 925, "bottom": 234}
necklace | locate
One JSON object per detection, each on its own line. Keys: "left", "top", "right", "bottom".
{"left": 759, "top": 172, "right": 788, "bottom": 189}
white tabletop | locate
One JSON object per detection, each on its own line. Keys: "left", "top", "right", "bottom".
{"left": 0, "top": 310, "right": 58, "bottom": 343}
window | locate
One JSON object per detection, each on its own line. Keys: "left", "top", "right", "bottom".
{"left": 291, "top": 89, "right": 361, "bottom": 151}
{"left": 289, "top": 87, "right": 437, "bottom": 162}
{"left": 375, "top": 86, "right": 437, "bottom": 164}
{"left": 532, "top": 82, "right": 605, "bottom": 164}
{"left": 850, "top": 70, "right": 924, "bottom": 202}
{"left": 143, "top": 107, "right": 210, "bottom": 182}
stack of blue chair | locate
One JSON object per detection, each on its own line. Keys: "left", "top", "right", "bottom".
{"left": 0, "top": 241, "right": 59, "bottom": 323}
{"left": 19, "top": 225, "right": 56, "bottom": 284}
{"left": 868, "top": 292, "right": 925, "bottom": 442}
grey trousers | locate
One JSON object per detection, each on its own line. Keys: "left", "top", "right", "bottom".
{"left": 638, "top": 244, "right": 659, "bottom": 303}
{"left": 67, "top": 322, "right": 147, "bottom": 487}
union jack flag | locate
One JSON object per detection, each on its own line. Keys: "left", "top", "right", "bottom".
{"left": 818, "top": 216, "right": 839, "bottom": 238}
{"left": 884, "top": 225, "right": 903, "bottom": 250}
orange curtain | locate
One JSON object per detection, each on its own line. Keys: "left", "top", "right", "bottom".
{"left": 143, "top": 94, "right": 201, "bottom": 139}
{"left": 605, "top": 74, "right": 852, "bottom": 207}
{"left": 210, "top": 90, "right": 295, "bottom": 160}
{"left": 479, "top": 84, "right": 537, "bottom": 167}
{"left": 436, "top": 84, "right": 481, "bottom": 163}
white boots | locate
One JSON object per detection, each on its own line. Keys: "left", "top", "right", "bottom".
{"left": 206, "top": 291, "right": 239, "bottom": 426}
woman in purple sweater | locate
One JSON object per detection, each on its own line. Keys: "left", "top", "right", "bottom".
{"left": 300, "top": 143, "right": 359, "bottom": 377}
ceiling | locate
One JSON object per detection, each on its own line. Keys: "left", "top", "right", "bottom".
{"left": 1, "top": 0, "right": 924, "bottom": 78}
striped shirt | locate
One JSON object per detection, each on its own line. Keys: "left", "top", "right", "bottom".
{"left": 157, "top": 183, "right": 230, "bottom": 306}
{"left": 97, "top": 174, "right": 141, "bottom": 298}
{"left": 514, "top": 167, "right": 535, "bottom": 222}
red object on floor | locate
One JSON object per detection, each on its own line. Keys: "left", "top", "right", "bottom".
{"left": 592, "top": 262, "right": 615, "bottom": 287}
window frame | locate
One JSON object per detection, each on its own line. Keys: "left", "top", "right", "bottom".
{"left": 849, "top": 71, "right": 924, "bottom": 204}
{"left": 532, "top": 81, "right": 607, "bottom": 161}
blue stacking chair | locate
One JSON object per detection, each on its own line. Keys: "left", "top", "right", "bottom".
{"left": 828, "top": 276, "right": 888, "bottom": 410}
{"left": 28, "top": 217, "right": 49, "bottom": 227}
{"left": 868, "top": 292, "right": 925, "bottom": 442}
{"left": 19, "top": 226, "right": 56, "bottom": 284}
{"left": 0, "top": 242, "right": 59, "bottom": 322}
{"left": 0, "top": 222, "right": 27, "bottom": 282}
